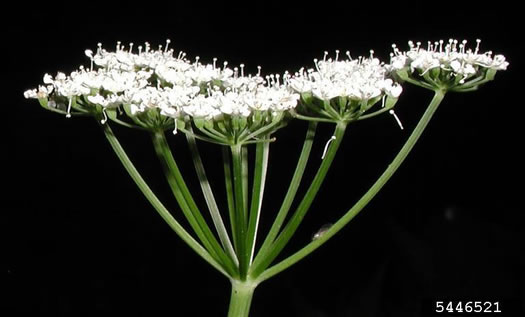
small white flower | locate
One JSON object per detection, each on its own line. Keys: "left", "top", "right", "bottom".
{"left": 156, "top": 65, "right": 192, "bottom": 86}
{"left": 56, "top": 72, "right": 67, "bottom": 81}
{"left": 390, "top": 55, "right": 407, "bottom": 70}
{"left": 23, "top": 89, "right": 37, "bottom": 99}
{"left": 218, "top": 91, "right": 238, "bottom": 115}
{"left": 184, "top": 94, "right": 221, "bottom": 119}
{"left": 84, "top": 49, "right": 93, "bottom": 58}
{"left": 129, "top": 103, "right": 144, "bottom": 115}
{"left": 312, "top": 79, "right": 343, "bottom": 100}
{"left": 388, "top": 84, "right": 403, "bottom": 98}
{"left": 43, "top": 73, "right": 54, "bottom": 84}
{"left": 87, "top": 93, "right": 122, "bottom": 108}
{"left": 87, "top": 94, "right": 106, "bottom": 105}
{"left": 289, "top": 75, "right": 313, "bottom": 93}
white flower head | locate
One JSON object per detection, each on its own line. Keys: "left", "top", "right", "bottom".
{"left": 288, "top": 51, "right": 403, "bottom": 122}
{"left": 291, "top": 51, "right": 402, "bottom": 102}
{"left": 389, "top": 39, "right": 509, "bottom": 90}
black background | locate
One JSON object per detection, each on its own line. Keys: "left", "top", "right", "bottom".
{"left": 3, "top": 1, "right": 524, "bottom": 316}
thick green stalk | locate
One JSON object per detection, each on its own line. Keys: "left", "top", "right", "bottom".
{"left": 251, "top": 122, "right": 347, "bottom": 277}
{"left": 256, "top": 90, "right": 446, "bottom": 283}
{"left": 227, "top": 280, "right": 257, "bottom": 317}
{"left": 151, "top": 131, "right": 237, "bottom": 276}
{"left": 99, "top": 122, "right": 229, "bottom": 277}
{"left": 231, "top": 144, "right": 249, "bottom": 278}
{"left": 186, "top": 131, "right": 238, "bottom": 265}
{"left": 246, "top": 138, "right": 270, "bottom": 265}
{"left": 252, "top": 122, "right": 317, "bottom": 270}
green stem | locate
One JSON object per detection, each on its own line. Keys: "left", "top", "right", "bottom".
{"left": 242, "top": 146, "right": 249, "bottom": 213}
{"left": 293, "top": 113, "right": 336, "bottom": 123}
{"left": 186, "top": 130, "right": 238, "bottom": 265}
{"left": 256, "top": 90, "right": 446, "bottom": 283}
{"left": 251, "top": 122, "right": 347, "bottom": 277}
{"left": 151, "top": 131, "right": 237, "bottom": 277}
{"left": 357, "top": 103, "right": 395, "bottom": 121}
{"left": 98, "top": 122, "right": 229, "bottom": 277}
{"left": 223, "top": 147, "right": 237, "bottom": 249}
{"left": 110, "top": 117, "right": 147, "bottom": 130}
{"left": 251, "top": 122, "right": 317, "bottom": 270}
{"left": 456, "top": 77, "right": 489, "bottom": 90}
{"left": 403, "top": 77, "right": 435, "bottom": 90}
{"left": 243, "top": 137, "right": 276, "bottom": 145}
{"left": 246, "top": 137, "right": 270, "bottom": 265}
{"left": 179, "top": 127, "right": 226, "bottom": 145}
{"left": 242, "top": 119, "right": 284, "bottom": 143}
{"left": 227, "top": 280, "right": 257, "bottom": 317}
{"left": 231, "top": 144, "right": 248, "bottom": 278}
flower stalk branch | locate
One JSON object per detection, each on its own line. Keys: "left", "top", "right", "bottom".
{"left": 99, "top": 121, "right": 229, "bottom": 277}
{"left": 253, "top": 121, "right": 317, "bottom": 269}
{"left": 250, "top": 122, "right": 347, "bottom": 277}
{"left": 186, "top": 129, "right": 238, "bottom": 264}
{"left": 152, "top": 131, "right": 238, "bottom": 276}
{"left": 246, "top": 137, "right": 270, "bottom": 265}
{"left": 256, "top": 89, "right": 446, "bottom": 283}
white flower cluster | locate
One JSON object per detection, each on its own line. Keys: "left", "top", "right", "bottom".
{"left": 183, "top": 83, "right": 299, "bottom": 120}
{"left": 389, "top": 39, "right": 509, "bottom": 83}
{"left": 24, "top": 41, "right": 299, "bottom": 121}
{"left": 289, "top": 51, "right": 403, "bottom": 101}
